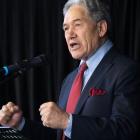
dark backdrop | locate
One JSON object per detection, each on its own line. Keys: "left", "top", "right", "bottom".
{"left": 0, "top": 0, "right": 140, "bottom": 121}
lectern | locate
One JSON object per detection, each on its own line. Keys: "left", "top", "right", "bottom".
{"left": 0, "top": 127, "right": 30, "bottom": 140}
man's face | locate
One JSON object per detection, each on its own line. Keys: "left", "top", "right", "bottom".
{"left": 63, "top": 5, "right": 100, "bottom": 60}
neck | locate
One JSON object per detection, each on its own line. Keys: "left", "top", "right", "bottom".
{"left": 84, "top": 37, "right": 109, "bottom": 61}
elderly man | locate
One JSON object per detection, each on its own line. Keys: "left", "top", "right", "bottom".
{"left": 0, "top": 0, "right": 140, "bottom": 140}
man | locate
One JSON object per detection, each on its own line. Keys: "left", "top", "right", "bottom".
{"left": 0, "top": 0, "right": 140, "bottom": 140}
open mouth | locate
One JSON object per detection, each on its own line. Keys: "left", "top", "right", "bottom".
{"left": 70, "top": 42, "right": 80, "bottom": 49}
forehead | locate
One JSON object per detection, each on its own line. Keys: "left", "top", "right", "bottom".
{"left": 63, "top": 5, "right": 90, "bottom": 24}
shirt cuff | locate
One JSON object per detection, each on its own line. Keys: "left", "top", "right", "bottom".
{"left": 16, "top": 117, "right": 25, "bottom": 131}
{"left": 64, "top": 114, "right": 72, "bottom": 139}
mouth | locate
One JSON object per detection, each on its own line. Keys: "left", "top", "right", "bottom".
{"left": 69, "top": 42, "right": 81, "bottom": 50}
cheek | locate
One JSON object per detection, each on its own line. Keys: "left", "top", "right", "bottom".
{"left": 83, "top": 34, "right": 97, "bottom": 54}
{"left": 65, "top": 36, "right": 70, "bottom": 48}
{"left": 79, "top": 32, "right": 88, "bottom": 46}
{"left": 81, "top": 33, "right": 92, "bottom": 48}
{"left": 64, "top": 34, "right": 68, "bottom": 43}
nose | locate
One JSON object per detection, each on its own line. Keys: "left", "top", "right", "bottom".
{"left": 67, "top": 26, "right": 76, "bottom": 39}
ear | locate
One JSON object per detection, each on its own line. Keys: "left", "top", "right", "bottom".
{"left": 97, "top": 20, "right": 108, "bottom": 37}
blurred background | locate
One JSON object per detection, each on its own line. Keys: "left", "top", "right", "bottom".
{"left": 0, "top": 0, "right": 140, "bottom": 122}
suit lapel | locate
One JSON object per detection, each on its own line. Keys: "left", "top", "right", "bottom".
{"left": 59, "top": 68, "right": 78, "bottom": 110}
{"left": 74, "top": 47, "right": 118, "bottom": 114}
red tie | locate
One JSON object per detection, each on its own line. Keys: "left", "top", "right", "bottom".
{"left": 66, "top": 62, "right": 87, "bottom": 113}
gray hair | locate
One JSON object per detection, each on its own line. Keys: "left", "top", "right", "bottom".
{"left": 63, "top": 0, "right": 111, "bottom": 36}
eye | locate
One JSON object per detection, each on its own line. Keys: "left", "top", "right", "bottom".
{"left": 75, "top": 23, "right": 81, "bottom": 27}
{"left": 74, "top": 21, "right": 83, "bottom": 29}
{"left": 63, "top": 26, "right": 68, "bottom": 32}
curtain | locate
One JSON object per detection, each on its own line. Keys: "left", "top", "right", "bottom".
{"left": 0, "top": 0, "right": 140, "bottom": 121}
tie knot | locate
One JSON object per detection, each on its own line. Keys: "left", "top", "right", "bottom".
{"left": 79, "top": 62, "right": 87, "bottom": 74}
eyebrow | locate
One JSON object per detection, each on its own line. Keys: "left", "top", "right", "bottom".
{"left": 63, "top": 18, "right": 82, "bottom": 28}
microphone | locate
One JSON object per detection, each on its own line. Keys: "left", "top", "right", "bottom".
{"left": 0, "top": 54, "right": 48, "bottom": 80}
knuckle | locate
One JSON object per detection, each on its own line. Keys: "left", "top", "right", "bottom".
{"left": 43, "top": 121, "right": 46, "bottom": 126}
{"left": 48, "top": 102, "right": 54, "bottom": 106}
{"left": 7, "top": 102, "right": 15, "bottom": 109}
{"left": 7, "top": 102, "right": 14, "bottom": 106}
{"left": 2, "top": 105, "right": 7, "bottom": 112}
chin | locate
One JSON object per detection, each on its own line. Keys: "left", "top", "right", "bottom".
{"left": 71, "top": 54, "right": 83, "bottom": 60}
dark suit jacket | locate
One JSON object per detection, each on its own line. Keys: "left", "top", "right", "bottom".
{"left": 21, "top": 47, "right": 140, "bottom": 140}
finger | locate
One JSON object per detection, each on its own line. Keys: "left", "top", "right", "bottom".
{"left": 2, "top": 106, "right": 19, "bottom": 120}
{"left": 13, "top": 105, "right": 20, "bottom": 112}
{"left": 7, "top": 112, "right": 23, "bottom": 128}
{"left": 41, "top": 116, "right": 50, "bottom": 127}
{"left": 1, "top": 106, "right": 12, "bottom": 116}
{"left": 2, "top": 105, "right": 14, "bottom": 116}
{"left": 0, "top": 111, "right": 11, "bottom": 124}
{"left": 39, "top": 103, "right": 48, "bottom": 111}
{"left": 39, "top": 102, "right": 55, "bottom": 110}
{"left": 2, "top": 105, "right": 9, "bottom": 112}
{"left": 7, "top": 102, "right": 16, "bottom": 113}
{"left": 39, "top": 106, "right": 50, "bottom": 113}
{"left": 42, "top": 113, "right": 50, "bottom": 121}
{"left": 41, "top": 115, "right": 46, "bottom": 122}
{"left": 7, "top": 102, "right": 15, "bottom": 108}
{"left": 7, "top": 103, "right": 20, "bottom": 114}
{"left": 4, "top": 115, "right": 11, "bottom": 123}
{"left": 40, "top": 108, "right": 49, "bottom": 116}
{"left": 0, "top": 110, "right": 6, "bottom": 120}
{"left": 43, "top": 121, "right": 48, "bottom": 127}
